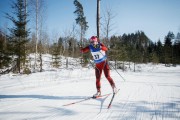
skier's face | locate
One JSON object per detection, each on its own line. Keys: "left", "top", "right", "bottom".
{"left": 91, "top": 40, "right": 99, "bottom": 48}
{"left": 91, "top": 41, "right": 98, "bottom": 46}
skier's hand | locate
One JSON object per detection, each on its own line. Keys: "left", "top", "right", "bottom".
{"left": 100, "top": 43, "right": 108, "bottom": 51}
{"left": 93, "top": 44, "right": 100, "bottom": 48}
{"left": 78, "top": 43, "right": 82, "bottom": 48}
{"left": 99, "top": 43, "right": 103, "bottom": 49}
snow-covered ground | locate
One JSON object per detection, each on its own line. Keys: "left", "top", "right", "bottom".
{"left": 0, "top": 55, "right": 180, "bottom": 120}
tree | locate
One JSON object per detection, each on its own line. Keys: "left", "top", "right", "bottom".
{"left": 0, "top": 30, "right": 12, "bottom": 69}
{"left": 74, "top": 0, "right": 89, "bottom": 66}
{"left": 101, "top": 7, "right": 116, "bottom": 47}
{"left": 51, "top": 43, "right": 61, "bottom": 68}
{"left": 156, "top": 40, "right": 163, "bottom": 63}
{"left": 73, "top": 0, "right": 88, "bottom": 45}
{"left": 58, "top": 37, "right": 65, "bottom": 56}
{"left": 6, "top": 0, "right": 29, "bottom": 73}
{"left": 164, "top": 31, "right": 174, "bottom": 66}
{"left": 97, "top": 0, "right": 100, "bottom": 38}
{"left": 29, "top": 0, "right": 47, "bottom": 72}
{"left": 173, "top": 32, "right": 180, "bottom": 64}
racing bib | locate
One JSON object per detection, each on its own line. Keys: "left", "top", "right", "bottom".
{"left": 89, "top": 45, "right": 107, "bottom": 63}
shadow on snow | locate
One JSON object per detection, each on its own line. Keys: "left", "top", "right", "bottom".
{"left": 0, "top": 95, "right": 180, "bottom": 119}
{"left": 0, "top": 94, "right": 88, "bottom": 100}
{"left": 111, "top": 100, "right": 180, "bottom": 120}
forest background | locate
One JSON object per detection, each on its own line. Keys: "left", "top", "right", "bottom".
{"left": 0, "top": 0, "right": 180, "bottom": 74}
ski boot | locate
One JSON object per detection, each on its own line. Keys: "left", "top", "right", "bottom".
{"left": 93, "top": 91, "right": 101, "bottom": 98}
{"left": 112, "top": 87, "right": 117, "bottom": 94}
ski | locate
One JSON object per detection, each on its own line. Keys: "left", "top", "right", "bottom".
{"left": 107, "top": 89, "right": 120, "bottom": 109}
{"left": 62, "top": 93, "right": 111, "bottom": 107}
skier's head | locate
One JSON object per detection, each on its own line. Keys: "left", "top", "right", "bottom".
{"left": 90, "top": 36, "right": 98, "bottom": 42}
{"left": 90, "top": 36, "right": 99, "bottom": 48}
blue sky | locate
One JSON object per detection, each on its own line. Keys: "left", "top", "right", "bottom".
{"left": 0, "top": 0, "right": 180, "bottom": 42}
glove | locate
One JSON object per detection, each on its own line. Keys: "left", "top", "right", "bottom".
{"left": 78, "top": 43, "right": 82, "bottom": 48}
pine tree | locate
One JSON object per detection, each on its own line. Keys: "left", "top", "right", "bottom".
{"left": 0, "top": 30, "right": 12, "bottom": 69}
{"left": 164, "top": 31, "right": 174, "bottom": 66}
{"left": 73, "top": 0, "right": 88, "bottom": 44}
{"left": 156, "top": 40, "right": 163, "bottom": 63}
{"left": 6, "top": 0, "right": 29, "bottom": 73}
{"left": 51, "top": 43, "right": 61, "bottom": 68}
{"left": 173, "top": 32, "right": 180, "bottom": 65}
{"left": 74, "top": 0, "right": 89, "bottom": 66}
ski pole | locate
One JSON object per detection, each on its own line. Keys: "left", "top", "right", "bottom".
{"left": 98, "top": 50, "right": 126, "bottom": 81}
{"left": 108, "top": 62, "right": 126, "bottom": 81}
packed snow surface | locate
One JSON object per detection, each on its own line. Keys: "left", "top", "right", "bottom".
{"left": 0, "top": 56, "right": 180, "bottom": 120}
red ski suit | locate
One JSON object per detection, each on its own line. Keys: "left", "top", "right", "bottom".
{"left": 81, "top": 43, "right": 115, "bottom": 92}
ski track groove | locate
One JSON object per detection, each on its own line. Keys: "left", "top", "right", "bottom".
{"left": 133, "top": 85, "right": 145, "bottom": 120}
{"left": 148, "top": 83, "right": 155, "bottom": 120}
{"left": 0, "top": 79, "right": 74, "bottom": 120}
{"left": 117, "top": 93, "right": 131, "bottom": 119}
{"left": 153, "top": 83, "right": 159, "bottom": 120}
{"left": 116, "top": 86, "right": 141, "bottom": 120}
{"left": 93, "top": 90, "right": 121, "bottom": 120}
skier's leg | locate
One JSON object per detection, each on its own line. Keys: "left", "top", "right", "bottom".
{"left": 95, "top": 63, "right": 103, "bottom": 92}
{"left": 103, "top": 62, "right": 116, "bottom": 88}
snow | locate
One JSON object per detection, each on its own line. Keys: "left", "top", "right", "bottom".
{"left": 0, "top": 55, "right": 180, "bottom": 120}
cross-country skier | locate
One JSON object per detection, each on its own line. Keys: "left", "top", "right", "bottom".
{"left": 80, "top": 36, "right": 117, "bottom": 97}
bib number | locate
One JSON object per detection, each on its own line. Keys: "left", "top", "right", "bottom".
{"left": 94, "top": 54, "right": 99, "bottom": 60}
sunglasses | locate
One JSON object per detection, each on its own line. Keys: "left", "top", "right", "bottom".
{"left": 90, "top": 41, "right": 98, "bottom": 44}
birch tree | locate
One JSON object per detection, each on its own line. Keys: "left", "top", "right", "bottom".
{"left": 29, "top": 0, "right": 47, "bottom": 72}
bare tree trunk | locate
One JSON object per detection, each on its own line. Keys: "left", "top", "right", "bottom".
{"left": 34, "top": 0, "right": 38, "bottom": 71}
{"left": 134, "top": 62, "right": 136, "bottom": 72}
{"left": 24, "top": 0, "right": 27, "bottom": 66}
{"left": 102, "top": 7, "right": 115, "bottom": 40}
{"left": 97, "top": 0, "right": 100, "bottom": 38}
{"left": 80, "top": 26, "right": 83, "bottom": 45}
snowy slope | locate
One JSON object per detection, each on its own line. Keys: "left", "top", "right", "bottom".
{"left": 0, "top": 56, "right": 180, "bottom": 120}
